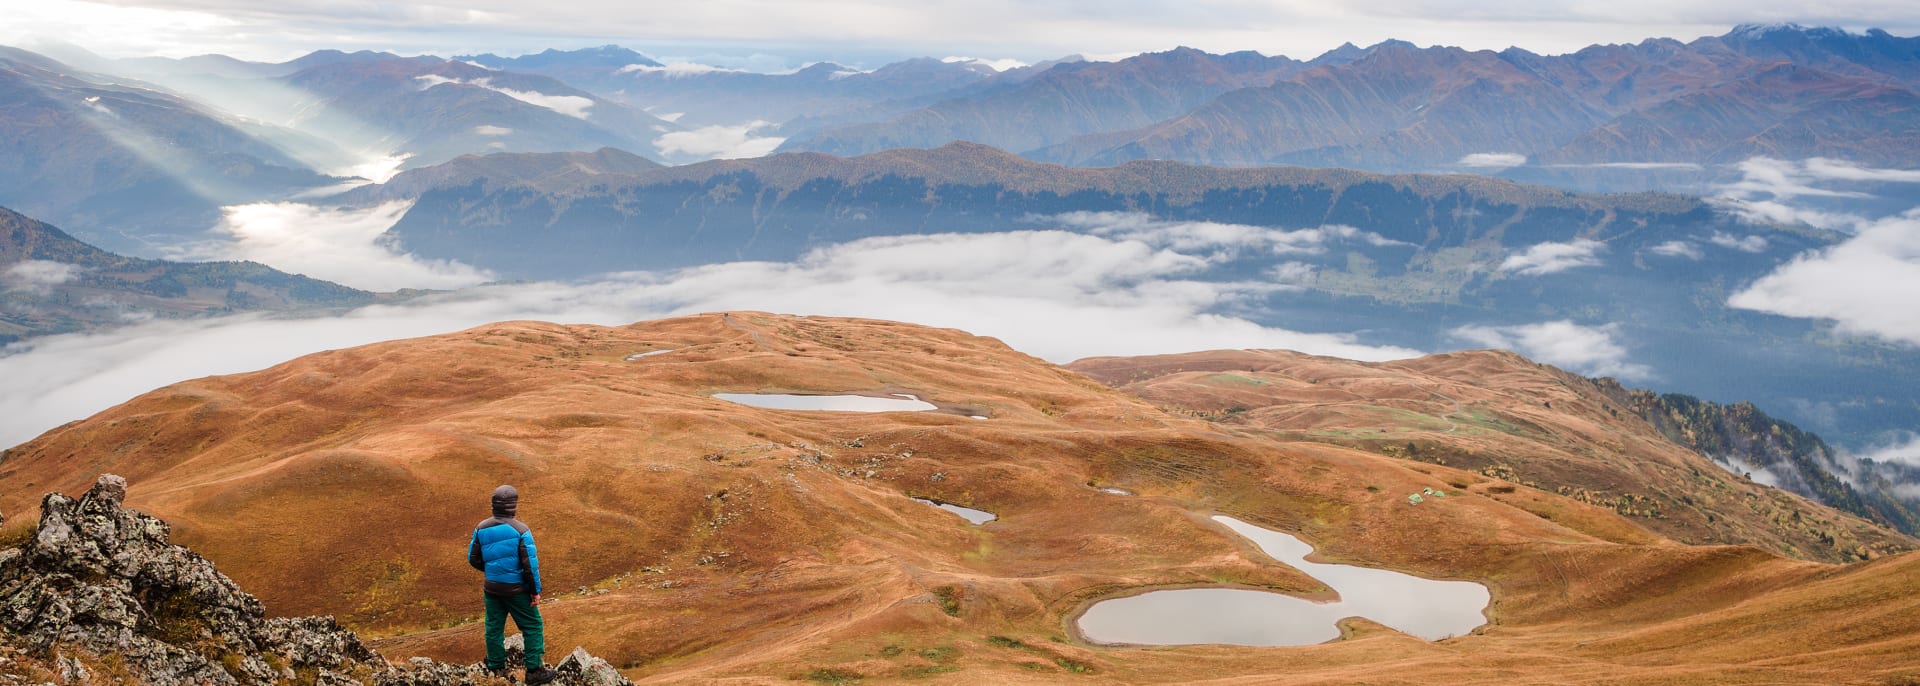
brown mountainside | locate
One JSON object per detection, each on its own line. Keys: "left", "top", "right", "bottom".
{"left": 2, "top": 314, "right": 1917, "bottom": 683}
{"left": 1066, "top": 348, "right": 1911, "bottom": 562}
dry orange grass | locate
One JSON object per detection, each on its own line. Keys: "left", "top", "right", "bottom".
{"left": 2, "top": 313, "right": 1917, "bottom": 684}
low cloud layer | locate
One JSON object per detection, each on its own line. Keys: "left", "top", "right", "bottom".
{"left": 416, "top": 74, "right": 594, "bottom": 119}
{"left": 941, "top": 55, "right": 1028, "bottom": 71}
{"left": 1451, "top": 320, "right": 1652, "bottom": 380}
{"left": 1457, "top": 153, "right": 1527, "bottom": 169}
{"left": 654, "top": 121, "right": 785, "bottom": 160}
{"left": 0, "top": 227, "right": 1423, "bottom": 448}
{"left": 1714, "top": 157, "right": 1920, "bottom": 232}
{"left": 1648, "top": 241, "right": 1704, "bottom": 260}
{"left": 1058, "top": 212, "right": 1410, "bottom": 258}
{"left": 1500, "top": 239, "right": 1605, "bottom": 276}
{"left": 4, "top": 260, "right": 85, "bottom": 294}
{"left": 168, "top": 201, "right": 495, "bottom": 292}
{"left": 1729, "top": 210, "right": 1920, "bottom": 346}
{"left": 1709, "top": 231, "right": 1769, "bottom": 253}
{"left": 619, "top": 62, "right": 746, "bottom": 76}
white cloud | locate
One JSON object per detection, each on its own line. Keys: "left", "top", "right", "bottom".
{"left": 338, "top": 152, "right": 412, "bottom": 184}
{"left": 1728, "top": 211, "right": 1920, "bottom": 346}
{"left": 1712, "top": 453, "right": 1785, "bottom": 488}
{"left": 655, "top": 112, "right": 685, "bottom": 123}
{"left": 4, "top": 260, "right": 85, "bottom": 294}
{"left": 1801, "top": 158, "right": 1920, "bottom": 184}
{"left": 1708, "top": 231, "right": 1769, "bottom": 253}
{"left": 415, "top": 74, "right": 595, "bottom": 119}
{"left": 1054, "top": 212, "right": 1409, "bottom": 257}
{"left": 654, "top": 121, "right": 785, "bottom": 160}
{"left": 0, "top": 228, "right": 1423, "bottom": 448}
{"left": 942, "top": 55, "right": 1029, "bottom": 71}
{"left": 473, "top": 124, "right": 513, "bottom": 136}
{"left": 1648, "top": 241, "right": 1704, "bottom": 260}
{"left": 1268, "top": 261, "right": 1317, "bottom": 284}
{"left": 1711, "top": 197, "right": 1867, "bottom": 232}
{"left": 1850, "top": 431, "right": 1920, "bottom": 468}
{"left": 1546, "top": 162, "right": 1705, "bottom": 171}
{"left": 1719, "top": 157, "right": 1876, "bottom": 202}
{"left": 167, "top": 201, "right": 495, "bottom": 292}
{"left": 1458, "top": 153, "right": 1527, "bottom": 169}
{"left": 1499, "top": 239, "right": 1605, "bottom": 276}
{"left": 1451, "top": 320, "right": 1652, "bottom": 379}
{"left": 619, "top": 62, "right": 744, "bottom": 76}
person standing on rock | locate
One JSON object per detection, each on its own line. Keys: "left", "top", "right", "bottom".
{"left": 469, "top": 484, "right": 556, "bottom": 684}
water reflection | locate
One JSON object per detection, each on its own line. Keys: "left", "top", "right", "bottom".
{"left": 912, "top": 497, "right": 997, "bottom": 524}
{"left": 1076, "top": 515, "right": 1487, "bottom": 646}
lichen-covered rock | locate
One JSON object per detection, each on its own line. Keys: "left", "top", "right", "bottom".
{"left": 0, "top": 475, "right": 634, "bottom": 686}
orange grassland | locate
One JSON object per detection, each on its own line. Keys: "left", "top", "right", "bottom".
{"left": 2, "top": 312, "right": 1917, "bottom": 684}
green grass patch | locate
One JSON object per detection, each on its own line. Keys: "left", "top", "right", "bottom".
{"left": 1054, "top": 657, "right": 1096, "bottom": 674}
{"left": 804, "top": 668, "right": 863, "bottom": 685}
{"left": 932, "top": 586, "right": 961, "bottom": 617}
{"left": 900, "top": 665, "right": 960, "bottom": 678}
{"left": 985, "top": 635, "right": 1028, "bottom": 650}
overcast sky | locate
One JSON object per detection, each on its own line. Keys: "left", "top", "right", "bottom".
{"left": 7, "top": 0, "right": 1917, "bottom": 67}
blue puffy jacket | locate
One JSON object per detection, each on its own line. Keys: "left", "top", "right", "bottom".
{"left": 468, "top": 516, "right": 542, "bottom": 596}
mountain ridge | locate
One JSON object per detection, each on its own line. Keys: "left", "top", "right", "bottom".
{"left": 0, "top": 205, "right": 377, "bottom": 343}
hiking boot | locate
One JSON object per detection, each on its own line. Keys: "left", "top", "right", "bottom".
{"left": 524, "top": 666, "right": 557, "bottom": 686}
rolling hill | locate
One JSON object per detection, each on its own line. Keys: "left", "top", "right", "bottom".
{"left": 1, "top": 313, "right": 1916, "bottom": 683}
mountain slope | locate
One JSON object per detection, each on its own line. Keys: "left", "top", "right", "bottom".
{"left": 360, "top": 141, "right": 1720, "bottom": 279}
{"left": 1595, "top": 381, "right": 1920, "bottom": 536}
{"left": 1042, "top": 42, "right": 1611, "bottom": 170}
{"left": 273, "top": 56, "right": 682, "bottom": 169}
{"left": 1, "top": 313, "right": 1917, "bottom": 683}
{"left": 1047, "top": 28, "right": 1920, "bottom": 172}
{"left": 0, "top": 205, "right": 375, "bottom": 343}
{"left": 782, "top": 47, "right": 1306, "bottom": 157}
{"left": 340, "top": 147, "right": 663, "bottom": 203}
{"left": 761, "top": 26, "right": 1920, "bottom": 185}
{"left": 0, "top": 46, "right": 339, "bottom": 250}
{"left": 1065, "top": 348, "right": 1912, "bottom": 559}
{"left": 463, "top": 47, "right": 1001, "bottom": 128}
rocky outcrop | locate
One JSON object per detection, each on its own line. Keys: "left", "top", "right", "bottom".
{"left": 0, "top": 475, "right": 631, "bottom": 686}
{"left": 1594, "top": 380, "right": 1920, "bottom": 537}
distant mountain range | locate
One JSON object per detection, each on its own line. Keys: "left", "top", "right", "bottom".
{"left": 781, "top": 25, "right": 1920, "bottom": 190}
{"left": 457, "top": 46, "right": 1014, "bottom": 129}
{"left": 0, "top": 46, "right": 339, "bottom": 249}
{"left": 0, "top": 205, "right": 376, "bottom": 343}
{"left": 348, "top": 141, "right": 1724, "bottom": 278}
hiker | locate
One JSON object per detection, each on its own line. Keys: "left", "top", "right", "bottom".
{"left": 469, "top": 484, "right": 555, "bottom": 684}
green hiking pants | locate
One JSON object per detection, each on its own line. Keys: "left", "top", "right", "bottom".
{"left": 484, "top": 592, "right": 545, "bottom": 669}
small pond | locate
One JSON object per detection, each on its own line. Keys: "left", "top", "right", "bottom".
{"left": 625, "top": 349, "right": 674, "bottom": 361}
{"left": 713, "top": 393, "right": 937, "bottom": 413}
{"left": 912, "top": 497, "right": 997, "bottom": 525}
{"left": 1075, "top": 515, "right": 1488, "bottom": 646}
{"left": 1096, "top": 487, "right": 1135, "bottom": 496}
